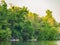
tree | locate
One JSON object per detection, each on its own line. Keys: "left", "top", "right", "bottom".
{"left": 0, "top": 1, "right": 59, "bottom": 41}
{"left": 42, "top": 9, "right": 56, "bottom": 26}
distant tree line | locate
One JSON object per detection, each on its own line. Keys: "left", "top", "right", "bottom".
{"left": 0, "top": 0, "right": 60, "bottom": 41}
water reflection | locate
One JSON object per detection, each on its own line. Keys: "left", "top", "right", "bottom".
{"left": 0, "top": 41, "right": 60, "bottom": 45}
{"left": 0, "top": 41, "right": 11, "bottom": 45}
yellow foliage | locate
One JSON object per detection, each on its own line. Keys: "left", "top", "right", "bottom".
{"left": 47, "top": 18, "right": 55, "bottom": 26}
{"left": 27, "top": 12, "right": 34, "bottom": 21}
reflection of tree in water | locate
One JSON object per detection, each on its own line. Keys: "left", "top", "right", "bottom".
{"left": 11, "top": 41, "right": 56, "bottom": 45}
{"left": 0, "top": 41, "right": 11, "bottom": 45}
{"left": 0, "top": 41, "right": 57, "bottom": 45}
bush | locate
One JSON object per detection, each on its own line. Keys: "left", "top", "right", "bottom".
{"left": 0, "top": 29, "right": 11, "bottom": 41}
{"left": 37, "top": 23, "right": 58, "bottom": 40}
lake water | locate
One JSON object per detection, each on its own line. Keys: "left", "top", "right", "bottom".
{"left": 0, "top": 41, "right": 60, "bottom": 45}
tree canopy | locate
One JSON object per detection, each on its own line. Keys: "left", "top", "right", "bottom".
{"left": 0, "top": 1, "right": 59, "bottom": 41}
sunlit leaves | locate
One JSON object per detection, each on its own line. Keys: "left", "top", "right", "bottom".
{"left": 0, "top": 1, "right": 59, "bottom": 41}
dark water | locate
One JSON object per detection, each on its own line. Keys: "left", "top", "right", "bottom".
{"left": 0, "top": 41, "right": 60, "bottom": 45}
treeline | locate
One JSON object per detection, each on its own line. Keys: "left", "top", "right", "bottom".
{"left": 0, "top": 0, "right": 60, "bottom": 41}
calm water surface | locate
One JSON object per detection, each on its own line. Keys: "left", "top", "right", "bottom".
{"left": 0, "top": 41, "right": 60, "bottom": 45}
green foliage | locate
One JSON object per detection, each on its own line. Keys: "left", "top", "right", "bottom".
{"left": 0, "top": 1, "right": 59, "bottom": 41}
{"left": 0, "top": 29, "right": 11, "bottom": 41}
{"left": 37, "top": 23, "right": 57, "bottom": 40}
{"left": 21, "top": 20, "right": 34, "bottom": 40}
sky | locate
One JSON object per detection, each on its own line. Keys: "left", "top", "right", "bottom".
{"left": 5, "top": 0, "right": 60, "bottom": 22}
